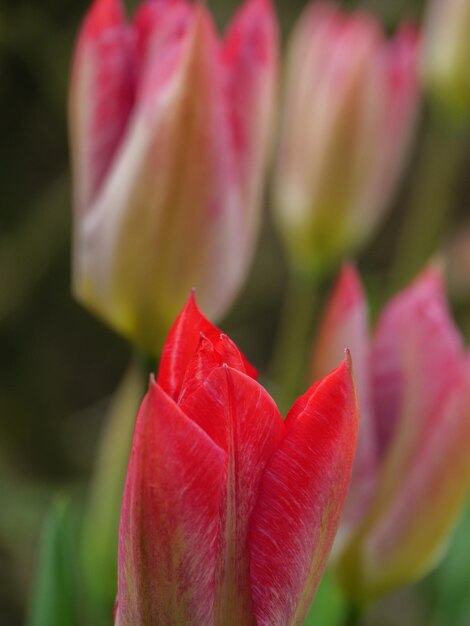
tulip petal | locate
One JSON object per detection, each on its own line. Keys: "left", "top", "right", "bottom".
{"left": 71, "top": 0, "right": 278, "bottom": 351}
{"left": 363, "top": 268, "right": 467, "bottom": 594}
{"left": 337, "top": 267, "right": 469, "bottom": 600}
{"left": 360, "top": 374, "right": 470, "bottom": 600}
{"left": 351, "top": 25, "right": 420, "bottom": 236}
{"left": 249, "top": 359, "right": 358, "bottom": 626}
{"left": 179, "top": 365, "right": 285, "bottom": 624}
{"left": 76, "top": 5, "right": 252, "bottom": 348}
{"left": 69, "top": 0, "right": 136, "bottom": 216}
{"left": 273, "top": 2, "right": 384, "bottom": 271}
{"left": 158, "top": 292, "right": 257, "bottom": 401}
{"left": 133, "top": 0, "right": 193, "bottom": 70}
{"left": 372, "top": 267, "right": 462, "bottom": 456}
{"left": 117, "top": 381, "right": 225, "bottom": 626}
{"left": 312, "top": 264, "right": 376, "bottom": 546}
{"left": 222, "top": 0, "right": 278, "bottom": 266}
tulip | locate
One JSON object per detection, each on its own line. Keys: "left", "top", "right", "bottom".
{"left": 421, "top": 0, "right": 470, "bottom": 116}
{"left": 115, "top": 293, "right": 358, "bottom": 626}
{"left": 312, "top": 264, "right": 470, "bottom": 603}
{"left": 69, "top": 0, "right": 278, "bottom": 352}
{"left": 273, "top": 2, "right": 420, "bottom": 275}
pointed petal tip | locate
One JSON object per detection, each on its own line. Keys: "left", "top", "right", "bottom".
{"left": 223, "top": 0, "right": 278, "bottom": 63}
{"left": 335, "top": 263, "right": 365, "bottom": 311}
{"left": 411, "top": 262, "right": 446, "bottom": 299}
{"left": 186, "top": 287, "right": 198, "bottom": 309}
{"left": 82, "top": 0, "right": 126, "bottom": 38}
{"left": 178, "top": 289, "right": 209, "bottom": 326}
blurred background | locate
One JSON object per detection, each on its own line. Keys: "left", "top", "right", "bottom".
{"left": 1, "top": 0, "right": 470, "bottom": 624}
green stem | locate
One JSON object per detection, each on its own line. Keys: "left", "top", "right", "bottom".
{"left": 344, "top": 603, "right": 361, "bottom": 626}
{"left": 388, "top": 114, "right": 468, "bottom": 294}
{"left": 269, "top": 270, "right": 319, "bottom": 414}
{"left": 81, "top": 357, "right": 147, "bottom": 622}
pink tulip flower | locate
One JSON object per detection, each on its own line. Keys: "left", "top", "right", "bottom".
{"left": 273, "top": 2, "right": 420, "bottom": 274}
{"left": 115, "top": 293, "right": 358, "bottom": 625}
{"left": 69, "top": 0, "right": 278, "bottom": 351}
{"left": 312, "top": 264, "right": 470, "bottom": 602}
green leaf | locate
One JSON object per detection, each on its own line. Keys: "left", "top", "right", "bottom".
{"left": 430, "top": 500, "right": 470, "bottom": 626}
{"left": 80, "top": 362, "right": 145, "bottom": 611}
{"left": 303, "top": 571, "right": 348, "bottom": 626}
{"left": 28, "top": 499, "right": 75, "bottom": 626}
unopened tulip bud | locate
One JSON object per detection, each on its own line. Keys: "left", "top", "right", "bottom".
{"left": 273, "top": 2, "right": 420, "bottom": 275}
{"left": 421, "top": 0, "right": 470, "bottom": 116}
{"left": 69, "top": 0, "right": 278, "bottom": 352}
{"left": 115, "top": 293, "right": 358, "bottom": 626}
{"left": 313, "top": 264, "right": 470, "bottom": 603}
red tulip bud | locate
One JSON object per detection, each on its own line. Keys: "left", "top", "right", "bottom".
{"left": 115, "top": 293, "right": 358, "bottom": 625}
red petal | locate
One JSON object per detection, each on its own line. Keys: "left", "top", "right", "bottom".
{"left": 157, "top": 293, "right": 257, "bottom": 400}
{"left": 69, "top": 0, "right": 136, "bottom": 215}
{"left": 177, "top": 332, "right": 254, "bottom": 405}
{"left": 249, "top": 360, "right": 358, "bottom": 626}
{"left": 117, "top": 381, "right": 225, "bottom": 625}
{"left": 312, "top": 264, "right": 376, "bottom": 540}
{"left": 179, "top": 365, "right": 285, "bottom": 622}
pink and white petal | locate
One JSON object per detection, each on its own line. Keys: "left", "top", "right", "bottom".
{"left": 338, "top": 267, "right": 468, "bottom": 600}
{"left": 312, "top": 264, "right": 377, "bottom": 544}
{"left": 75, "top": 7, "right": 248, "bottom": 350}
{"left": 371, "top": 267, "right": 463, "bottom": 458}
{"left": 250, "top": 359, "right": 358, "bottom": 626}
{"left": 379, "top": 26, "right": 420, "bottom": 199}
{"left": 221, "top": 0, "right": 278, "bottom": 277}
{"left": 69, "top": 0, "right": 136, "bottom": 217}
{"left": 274, "top": 3, "right": 384, "bottom": 269}
{"left": 359, "top": 371, "right": 470, "bottom": 599}
{"left": 359, "top": 25, "right": 420, "bottom": 238}
{"left": 179, "top": 365, "right": 285, "bottom": 623}
{"left": 117, "top": 381, "right": 225, "bottom": 626}
{"left": 133, "top": 0, "right": 194, "bottom": 70}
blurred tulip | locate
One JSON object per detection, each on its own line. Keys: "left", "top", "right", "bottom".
{"left": 273, "top": 2, "right": 420, "bottom": 275}
{"left": 445, "top": 224, "right": 470, "bottom": 302}
{"left": 312, "top": 264, "right": 470, "bottom": 603}
{"left": 69, "top": 0, "right": 277, "bottom": 352}
{"left": 421, "top": 0, "right": 470, "bottom": 116}
{"left": 115, "top": 293, "right": 358, "bottom": 626}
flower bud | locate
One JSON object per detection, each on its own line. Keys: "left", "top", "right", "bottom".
{"left": 273, "top": 2, "right": 420, "bottom": 275}
{"left": 313, "top": 264, "right": 470, "bottom": 603}
{"left": 421, "top": 0, "right": 470, "bottom": 116}
{"left": 115, "top": 293, "right": 358, "bottom": 625}
{"left": 69, "top": 0, "right": 278, "bottom": 352}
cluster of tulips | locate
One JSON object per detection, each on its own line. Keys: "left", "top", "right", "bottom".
{"left": 61, "top": 0, "right": 470, "bottom": 624}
